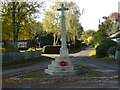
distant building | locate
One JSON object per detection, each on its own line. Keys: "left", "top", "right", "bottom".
{"left": 17, "top": 41, "right": 28, "bottom": 49}
{"left": 2, "top": 40, "right": 31, "bottom": 50}
{"left": 108, "top": 12, "right": 120, "bottom": 34}
{"left": 108, "top": 12, "right": 120, "bottom": 22}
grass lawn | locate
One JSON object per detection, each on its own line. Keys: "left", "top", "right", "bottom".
{"left": 89, "top": 49, "right": 120, "bottom": 64}
{"left": 19, "top": 67, "right": 102, "bottom": 79}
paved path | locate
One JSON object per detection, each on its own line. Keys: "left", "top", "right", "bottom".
{"left": 42, "top": 47, "right": 118, "bottom": 77}
{"left": 3, "top": 80, "right": 118, "bottom": 88}
{"left": 2, "top": 47, "right": 119, "bottom": 88}
{"left": 3, "top": 59, "right": 52, "bottom": 77}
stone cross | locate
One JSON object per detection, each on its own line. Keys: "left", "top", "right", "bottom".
{"left": 45, "top": 4, "right": 78, "bottom": 76}
{"left": 57, "top": 4, "right": 69, "bottom": 57}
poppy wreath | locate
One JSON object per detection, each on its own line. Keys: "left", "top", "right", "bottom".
{"left": 60, "top": 61, "right": 67, "bottom": 66}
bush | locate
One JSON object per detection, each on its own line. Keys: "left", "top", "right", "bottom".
{"left": 96, "top": 39, "right": 117, "bottom": 58}
{"left": 4, "top": 44, "right": 17, "bottom": 53}
{"left": 39, "top": 33, "right": 54, "bottom": 47}
{"left": 42, "top": 45, "right": 61, "bottom": 54}
{"left": 107, "top": 46, "right": 117, "bottom": 56}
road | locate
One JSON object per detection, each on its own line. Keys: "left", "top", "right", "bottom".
{"left": 2, "top": 47, "right": 119, "bottom": 88}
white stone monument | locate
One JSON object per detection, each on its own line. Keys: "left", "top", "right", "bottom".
{"left": 45, "top": 4, "right": 79, "bottom": 75}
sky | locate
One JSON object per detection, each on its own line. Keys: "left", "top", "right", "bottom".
{"left": 37, "top": 0, "right": 120, "bottom": 31}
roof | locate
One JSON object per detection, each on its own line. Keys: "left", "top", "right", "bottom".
{"left": 108, "top": 12, "right": 120, "bottom": 22}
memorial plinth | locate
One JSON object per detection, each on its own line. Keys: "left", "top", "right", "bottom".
{"left": 45, "top": 4, "right": 79, "bottom": 75}
{"left": 45, "top": 57, "right": 79, "bottom": 75}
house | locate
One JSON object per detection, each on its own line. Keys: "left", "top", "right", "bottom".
{"left": 2, "top": 40, "right": 31, "bottom": 50}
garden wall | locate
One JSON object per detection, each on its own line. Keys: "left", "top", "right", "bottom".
{"left": 1, "top": 50, "right": 41, "bottom": 64}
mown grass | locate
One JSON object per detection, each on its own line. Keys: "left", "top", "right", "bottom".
{"left": 89, "top": 49, "right": 120, "bottom": 64}
{"left": 25, "top": 72, "right": 41, "bottom": 78}
{"left": 80, "top": 68, "right": 101, "bottom": 77}
{"left": 19, "top": 48, "right": 43, "bottom": 52}
{"left": 89, "top": 49, "right": 96, "bottom": 56}
{"left": 99, "top": 57, "right": 120, "bottom": 64}
{"left": 22, "top": 67, "right": 101, "bottom": 79}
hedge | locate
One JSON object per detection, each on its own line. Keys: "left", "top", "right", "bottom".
{"left": 96, "top": 39, "right": 117, "bottom": 58}
{"left": 42, "top": 45, "right": 61, "bottom": 54}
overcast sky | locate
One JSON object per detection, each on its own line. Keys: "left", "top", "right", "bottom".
{"left": 37, "top": 0, "right": 119, "bottom": 31}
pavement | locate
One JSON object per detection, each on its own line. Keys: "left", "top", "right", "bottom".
{"left": 2, "top": 59, "right": 51, "bottom": 77}
{"left": 2, "top": 47, "right": 119, "bottom": 88}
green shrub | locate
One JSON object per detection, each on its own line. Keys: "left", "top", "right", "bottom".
{"left": 42, "top": 45, "right": 61, "bottom": 54}
{"left": 107, "top": 46, "right": 117, "bottom": 56}
{"left": 96, "top": 39, "right": 117, "bottom": 58}
{"left": 4, "top": 43, "right": 17, "bottom": 53}
{"left": 39, "top": 33, "right": 54, "bottom": 47}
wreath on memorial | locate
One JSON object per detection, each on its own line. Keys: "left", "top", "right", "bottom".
{"left": 60, "top": 61, "right": 67, "bottom": 66}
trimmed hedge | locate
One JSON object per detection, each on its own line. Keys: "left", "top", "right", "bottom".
{"left": 96, "top": 39, "right": 117, "bottom": 58}
{"left": 42, "top": 45, "right": 61, "bottom": 54}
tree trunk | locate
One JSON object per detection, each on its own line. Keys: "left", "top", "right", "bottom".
{"left": 73, "top": 36, "right": 76, "bottom": 45}
{"left": 53, "top": 34, "right": 59, "bottom": 46}
{"left": 53, "top": 34, "right": 57, "bottom": 46}
{"left": 12, "top": 2, "right": 18, "bottom": 50}
{"left": 55, "top": 36, "right": 59, "bottom": 45}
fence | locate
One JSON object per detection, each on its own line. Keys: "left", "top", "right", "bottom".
{"left": 2, "top": 50, "right": 41, "bottom": 65}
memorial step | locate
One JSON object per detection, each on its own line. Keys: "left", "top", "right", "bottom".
{"left": 45, "top": 69, "right": 77, "bottom": 75}
{"left": 48, "top": 64, "right": 80, "bottom": 71}
{"left": 51, "top": 60, "right": 78, "bottom": 66}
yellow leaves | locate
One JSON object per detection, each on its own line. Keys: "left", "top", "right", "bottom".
{"left": 43, "top": 1, "right": 83, "bottom": 41}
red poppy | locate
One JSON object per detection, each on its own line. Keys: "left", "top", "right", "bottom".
{"left": 60, "top": 61, "right": 67, "bottom": 66}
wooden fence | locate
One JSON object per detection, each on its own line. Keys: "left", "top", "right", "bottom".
{"left": 2, "top": 50, "right": 41, "bottom": 65}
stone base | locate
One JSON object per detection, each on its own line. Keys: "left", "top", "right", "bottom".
{"left": 45, "top": 56, "right": 80, "bottom": 76}
{"left": 60, "top": 48, "right": 69, "bottom": 57}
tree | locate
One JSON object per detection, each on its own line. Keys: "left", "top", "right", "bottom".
{"left": 43, "top": 11, "right": 61, "bottom": 45}
{"left": 98, "top": 16, "right": 114, "bottom": 36}
{"left": 1, "top": 1, "right": 44, "bottom": 49}
{"left": 43, "top": 1, "right": 83, "bottom": 45}
{"left": 80, "top": 29, "right": 98, "bottom": 46}
{"left": 81, "top": 29, "right": 96, "bottom": 40}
